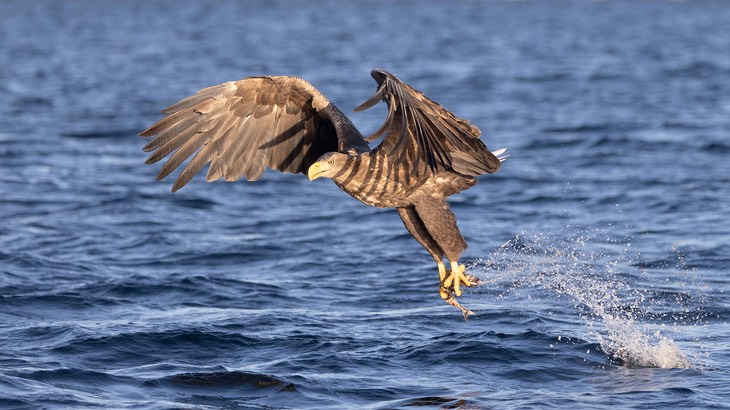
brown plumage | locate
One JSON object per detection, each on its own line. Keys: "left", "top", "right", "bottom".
{"left": 140, "top": 69, "right": 507, "bottom": 318}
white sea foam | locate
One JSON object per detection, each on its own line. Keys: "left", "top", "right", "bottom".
{"left": 472, "top": 232, "right": 698, "bottom": 369}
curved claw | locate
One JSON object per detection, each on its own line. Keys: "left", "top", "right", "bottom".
{"left": 440, "top": 286, "right": 475, "bottom": 320}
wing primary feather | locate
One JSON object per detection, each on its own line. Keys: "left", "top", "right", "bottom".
{"left": 140, "top": 109, "right": 191, "bottom": 138}
{"left": 421, "top": 111, "right": 451, "bottom": 169}
{"left": 388, "top": 100, "right": 409, "bottom": 163}
{"left": 142, "top": 114, "right": 201, "bottom": 153}
{"left": 144, "top": 123, "right": 199, "bottom": 164}
{"left": 353, "top": 82, "right": 386, "bottom": 112}
{"left": 139, "top": 86, "right": 225, "bottom": 139}
{"left": 410, "top": 107, "right": 435, "bottom": 171}
{"left": 173, "top": 120, "right": 238, "bottom": 190}
{"left": 161, "top": 84, "right": 229, "bottom": 114}
{"left": 156, "top": 131, "right": 209, "bottom": 182}
{"left": 172, "top": 142, "right": 213, "bottom": 192}
{"left": 172, "top": 136, "right": 226, "bottom": 191}
{"left": 158, "top": 114, "right": 236, "bottom": 183}
{"left": 364, "top": 103, "right": 394, "bottom": 142}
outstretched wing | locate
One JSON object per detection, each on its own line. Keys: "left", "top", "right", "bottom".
{"left": 140, "top": 76, "right": 369, "bottom": 192}
{"left": 354, "top": 69, "right": 502, "bottom": 177}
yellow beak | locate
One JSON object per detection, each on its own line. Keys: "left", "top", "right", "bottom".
{"left": 307, "top": 162, "right": 327, "bottom": 181}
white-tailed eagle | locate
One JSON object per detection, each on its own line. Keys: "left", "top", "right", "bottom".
{"left": 140, "top": 69, "right": 507, "bottom": 317}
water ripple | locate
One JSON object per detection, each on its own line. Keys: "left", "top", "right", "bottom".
{"left": 0, "top": 0, "right": 728, "bottom": 408}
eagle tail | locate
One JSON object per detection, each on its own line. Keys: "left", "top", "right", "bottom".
{"left": 491, "top": 148, "right": 509, "bottom": 162}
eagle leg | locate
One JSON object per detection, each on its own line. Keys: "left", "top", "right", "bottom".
{"left": 438, "top": 262, "right": 480, "bottom": 319}
{"left": 396, "top": 205, "right": 479, "bottom": 318}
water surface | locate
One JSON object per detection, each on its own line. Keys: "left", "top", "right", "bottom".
{"left": 1, "top": 1, "right": 729, "bottom": 408}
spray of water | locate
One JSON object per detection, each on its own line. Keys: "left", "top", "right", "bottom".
{"left": 471, "top": 232, "right": 699, "bottom": 369}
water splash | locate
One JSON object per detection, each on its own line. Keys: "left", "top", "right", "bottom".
{"left": 472, "top": 232, "right": 697, "bottom": 369}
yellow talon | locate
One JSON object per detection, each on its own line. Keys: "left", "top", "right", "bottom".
{"left": 449, "top": 262, "right": 468, "bottom": 296}
{"left": 437, "top": 261, "right": 447, "bottom": 282}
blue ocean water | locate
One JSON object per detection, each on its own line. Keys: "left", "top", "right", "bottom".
{"left": 1, "top": 0, "right": 729, "bottom": 408}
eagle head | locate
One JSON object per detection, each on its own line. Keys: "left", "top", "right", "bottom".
{"left": 307, "top": 152, "right": 351, "bottom": 181}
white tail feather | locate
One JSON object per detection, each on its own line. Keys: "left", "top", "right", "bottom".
{"left": 491, "top": 147, "right": 509, "bottom": 162}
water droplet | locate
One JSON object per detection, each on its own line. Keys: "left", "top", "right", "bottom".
{"left": 470, "top": 232, "right": 696, "bottom": 369}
